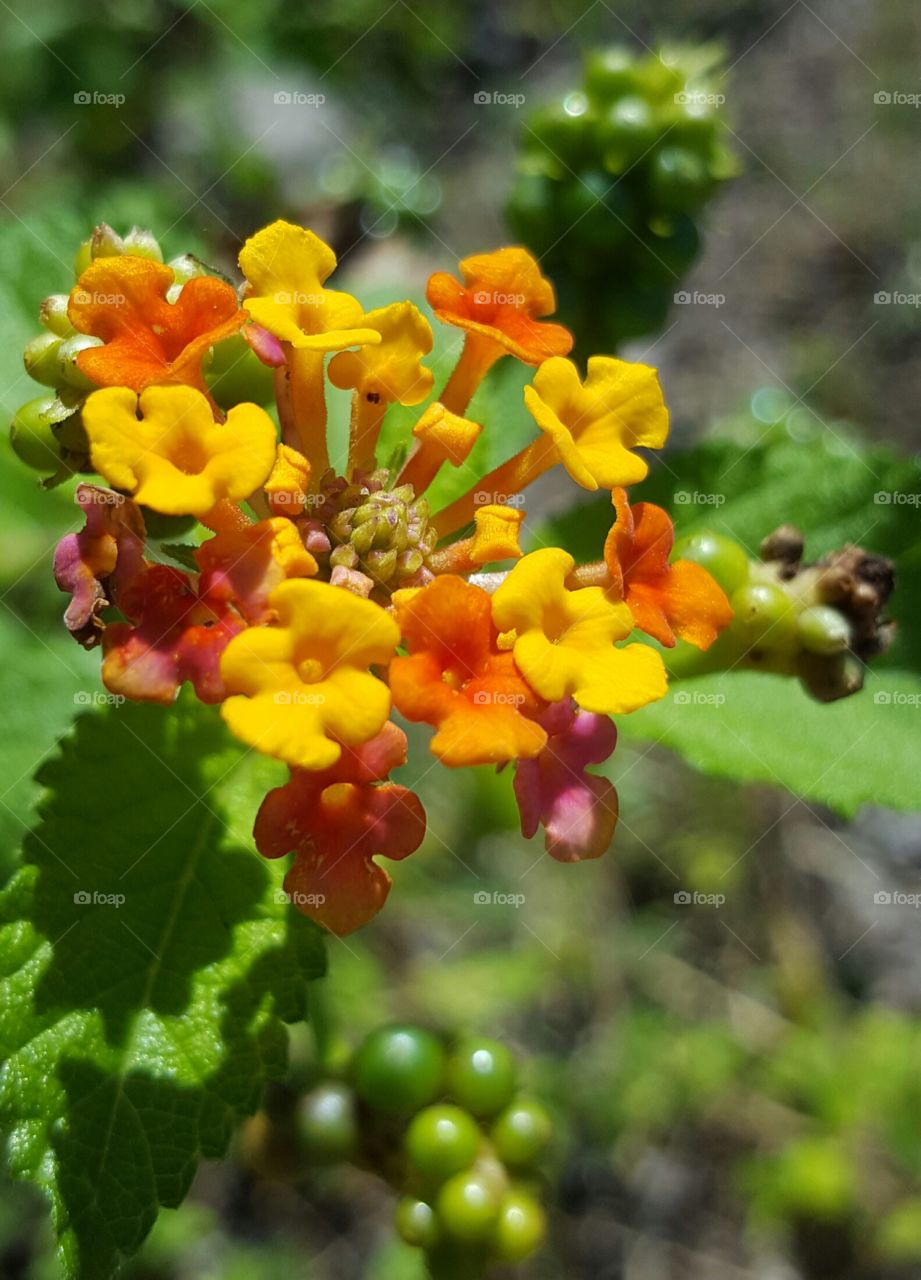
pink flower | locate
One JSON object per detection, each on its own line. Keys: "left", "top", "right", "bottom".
{"left": 54, "top": 484, "right": 146, "bottom": 648}
{"left": 513, "top": 700, "right": 619, "bottom": 862}
{"left": 254, "top": 722, "right": 426, "bottom": 935}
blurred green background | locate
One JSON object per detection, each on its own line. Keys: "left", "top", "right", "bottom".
{"left": 2, "top": 2, "right": 921, "bottom": 1278}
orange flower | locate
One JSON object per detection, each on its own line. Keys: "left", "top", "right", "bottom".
{"left": 68, "top": 256, "right": 245, "bottom": 395}
{"left": 389, "top": 575, "right": 547, "bottom": 766}
{"left": 426, "top": 247, "right": 573, "bottom": 414}
{"left": 603, "top": 488, "right": 732, "bottom": 649}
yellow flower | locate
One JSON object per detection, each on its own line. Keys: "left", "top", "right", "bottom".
{"left": 264, "top": 443, "right": 311, "bottom": 516}
{"left": 238, "top": 219, "right": 380, "bottom": 352}
{"left": 81, "top": 385, "right": 277, "bottom": 518}
{"left": 328, "top": 301, "right": 434, "bottom": 405}
{"left": 399, "top": 401, "right": 483, "bottom": 495}
{"left": 523, "top": 356, "right": 669, "bottom": 491}
{"left": 491, "top": 548, "right": 667, "bottom": 715}
{"left": 220, "top": 578, "right": 399, "bottom": 770}
{"left": 470, "top": 504, "right": 524, "bottom": 565}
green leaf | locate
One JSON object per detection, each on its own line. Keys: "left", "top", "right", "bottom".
{"left": 0, "top": 694, "right": 325, "bottom": 1279}
{"left": 541, "top": 421, "right": 921, "bottom": 815}
{"left": 621, "top": 667, "right": 921, "bottom": 818}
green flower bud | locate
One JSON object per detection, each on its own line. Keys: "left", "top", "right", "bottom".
{"left": 10, "top": 397, "right": 65, "bottom": 471}
{"left": 797, "top": 605, "right": 851, "bottom": 655}
{"left": 24, "top": 332, "right": 63, "bottom": 386}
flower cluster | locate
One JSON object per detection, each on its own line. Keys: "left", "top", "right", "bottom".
{"left": 22, "top": 220, "right": 735, "bottom": 934}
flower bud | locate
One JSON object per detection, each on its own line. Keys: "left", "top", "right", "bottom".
{"left": 24, "top": 332, "right": 63, "bottom": 386}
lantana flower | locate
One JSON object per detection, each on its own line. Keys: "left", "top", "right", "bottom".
{"left": 220, "top": 578, "right": 400, "bottom": 771}
{"left": 81, "top": 385, "right": 278, "bottom": 520}
{"left": 238, "top": 220, "right": 380, "bottom": 478}
{"left": 68, "top": 256, "right": 245, "bottom": 395}
{"left": 196, "top": 517, "right": 318, "bottom": 624}
{"left": 426, "top": 246, "right": 573, "bottom": 413}
{"left": 514, "top": 701, "right": 619, "bottom": 863}
{"left": 389, "top": 575, "right": 547, "bottom": 766}
{"left": 54, "top": 484, "right": 146, "bottom": 648}
{"left": 254, "top": 722, "right": 426, "bottom": 935}
{"left": 603, "top": 488, "right": 732, "bottom": 648}
{"left": 328, "top": 301, "right": 434, "bottom": 472}
{"left": 492, "top": 548, "right": 667, "bottom": 715}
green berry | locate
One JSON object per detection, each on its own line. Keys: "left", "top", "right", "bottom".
{"left": 647, "top": 145, "right": 713, "bottom": 213}
{"left": 74, "top": 238, "right": 92, "bottom": 276}
{"left": 528, "top": 102, "right": 595, "bottom": 171}
{"left": 731, "top": 582, "right": 796, "bottom": 649}
{"left": 23, "top": 332, "right": 63, "bottom": 387}
{"left": 672, "top": 531, "right": 750, "bottom": 597}
{"left": 395, "top": 1197, "right": 440, "bottom": 1249}
{"left": 490, "top": 1098, "right": 552, "bottom": 1169}
{"left": 296, "top": 1082, "right": 357, "bottom": 1164}
{"left": 446, "top": 1038, "right": 517, "bottom": 1118}
{"left": 56, "top": 334, "right": 103, "bottom": 392}
{"left": 9, "top": 397, "right": 64, "bottom": 471}
{"left": 353, "top": 1025, "right": 445, "bottom": 1114}
{"left": 436, "top": 1170, "right": 501, "bottom": 1243}
{"left": 406, "top": 1104, "right": 481, "bottom": 1183}
{"left": 600, "top": 95, "right": 657, "bottom": 166}
{"left": 491, "top": 1189, "right": 547, "bottom": 1263}
{"left": 584, "top": 47, "right": 639, "bottom": 105}
{"left": 797, "top": 605, "right": 851, "bottom": 655}
{"left": 39, "top": 294, "right": 76, "bottom": 338}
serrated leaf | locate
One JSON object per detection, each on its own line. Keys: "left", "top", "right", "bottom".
{"left": 0, "top": 695, "right": 325, "bottom": 1279}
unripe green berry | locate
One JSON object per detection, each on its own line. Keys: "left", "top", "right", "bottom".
{"left": 584, "top": 47, "right": 639, "bottom": 104}
{"left": 395, "top": 1197, "right": 440, "bottom": 1249}
{"left": 39, "top": 294, "right": 76, "bottom": 338}
{"left": 600, "top": 95, "right": 657, "bottom": 165}
{"left": 23, "top": 332, "right": 63, "bottom": 386}
{"left": 672, "top": 530, "right": 750, "bottom": 597}
{"left": 490, "top": 1098, "right": 552, "bottom": 1169}
{"left": 74, "top": 239, "right": 92, "bottom": 276}
{"left": 406, "top": 1105, "right": 481, "bottom": 1184}
{"left": 648, "top": 145, "right": 713, "bottom": 212}
{"left": 436, "top": 1171, "right": 501, "bottom": 1243}
{"left": 731, "top": 582, "right": 796, "bottom": 649}
{"left": 296, "top": 1082, "right": 358, "bottom": 1165}
{"left": 446, "top": 1039, "right": 517, "bottom": 1118}
{"left": 121, "top": 226, "right": 163, "bottom": 261}
{"left": 10, "top": 397, "right": 65, "bottom": 471}
{"left": 797, "top": 605, "right": 851, "bottom": 655}
{"left": 491, "top": 1189, "right": 547, "bottom": 1262}
{"left": 352, "top": 1025, "right": 445, "bottom": 1114}
{"left": 56, "top": 335, "right": 103, "bottom": 392}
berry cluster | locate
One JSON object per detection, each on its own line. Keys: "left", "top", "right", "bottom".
{"left": 507, "top": 45, "right": 734, "bottom": 346}
{"left": 247, "top": 1026, "right": 551, "bottom": 1277}
{"left": 673, "top": 528, "right": 895, "bottom": 700}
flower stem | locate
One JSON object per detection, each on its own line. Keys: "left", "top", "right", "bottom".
{"left": 439, "top": 331, "right": 504, "bottom": 415}
{"left": 347, "top": 390, "right": 387, "bottom": 476}
{"left": 432, "top": 434, "right": 557, "bottom": 538}
{"left": 275, "top": 346, "right": 329, "bottom": 483}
